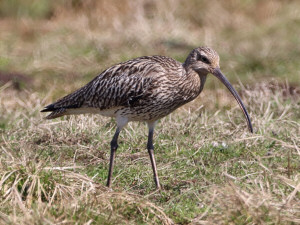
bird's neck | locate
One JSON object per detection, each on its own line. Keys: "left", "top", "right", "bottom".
{"left": 180, "top": 67, "right": 207, "bottom": 102}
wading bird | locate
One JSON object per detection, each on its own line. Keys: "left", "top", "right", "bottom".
{"left": 42, "top": 47, "right": 253, "bottom": 189}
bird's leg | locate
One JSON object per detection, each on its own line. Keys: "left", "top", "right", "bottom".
{"left": 107, "top": 128, "right": 120, "bottom": 188}
{"left": 147, "top": 122, "right": 161, "bottom": 190}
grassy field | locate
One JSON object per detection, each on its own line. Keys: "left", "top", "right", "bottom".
{"left": 0, "top": 1, "right": 299, "bottom": 224}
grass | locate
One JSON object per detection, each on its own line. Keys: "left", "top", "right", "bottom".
{"left": 1, "top": 82, "right": 299, "bottom": 224}
{"left": 0, "top": 0, "right": 300, "bottom": 224}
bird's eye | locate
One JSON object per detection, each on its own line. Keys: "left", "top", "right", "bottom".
{"left": 197, "top": 54, "right": 210, "bottom": 64}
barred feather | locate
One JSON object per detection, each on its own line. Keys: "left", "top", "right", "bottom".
{"left": 41, "top": 46, "right": 255, "bottom": 190}
{"left": 42, "top": 47, "right": 218, "bottom": 121}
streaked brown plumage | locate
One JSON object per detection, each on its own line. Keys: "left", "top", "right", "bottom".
{"left": 42, "top": 46, "right": 253, "bottom": 189}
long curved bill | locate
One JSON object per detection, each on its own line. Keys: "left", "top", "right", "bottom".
{"left": 213, "top": 68, "right": 253, "bottom": 133}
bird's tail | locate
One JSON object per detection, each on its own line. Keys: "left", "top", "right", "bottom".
{"left": 41, "top": 88, "right": 86, "bottom": 119}
{"left": 41, "top": 105, "right": 69, "bottom": 119}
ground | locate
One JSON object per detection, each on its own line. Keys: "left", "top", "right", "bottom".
{"left": 0, "top": 1, "right": 299, "bottom": 224}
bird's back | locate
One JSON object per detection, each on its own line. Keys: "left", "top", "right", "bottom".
{"left": 41, "top": 55, "right": 189, "bottom": 120}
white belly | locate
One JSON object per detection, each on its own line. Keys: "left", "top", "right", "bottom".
{"left": 66, "top": 107, "right": 122, "bottom": 117}
{"left": 66, "top": 106, "right": 164, "bottom": 123}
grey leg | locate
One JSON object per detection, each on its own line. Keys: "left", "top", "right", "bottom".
{"left": 147, "top": 126, "right": 161, "bottom": 189}
{"left": 107, "top": 128, "right": 120, "bottom": 187}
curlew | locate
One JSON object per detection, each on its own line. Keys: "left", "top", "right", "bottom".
{"left": 41, "top": 46, "right": 253, "bottom": 189}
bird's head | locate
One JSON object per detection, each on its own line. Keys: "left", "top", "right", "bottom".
{"left": 184, "top": 46, "right": 220, "bottom": 74}
{"left": 184, "top": 46, "right": 253, "bottom": 133}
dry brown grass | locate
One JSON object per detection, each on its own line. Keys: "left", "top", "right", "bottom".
{"left": 1, "top": 80, "right": 299, "bottom": 224}
{"left": 1, "top": 0, "right": 299, "bottom": 92}
{"left": 0, "top": 0, "right": 299, "bottom": 224}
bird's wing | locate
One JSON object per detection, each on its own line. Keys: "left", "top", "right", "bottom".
{"left": 41, "top": 56, "right": 167, "bottom": 117}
